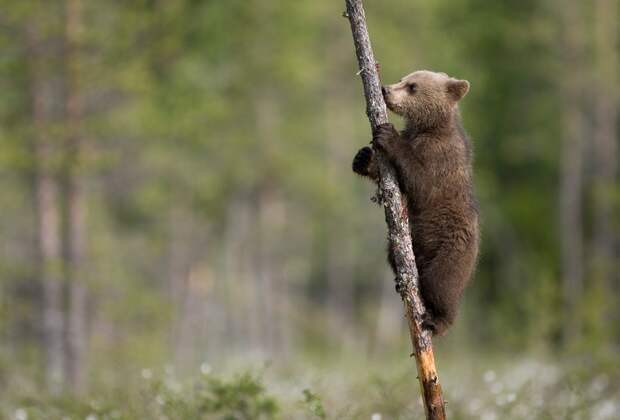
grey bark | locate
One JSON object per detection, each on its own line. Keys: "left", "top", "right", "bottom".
{"left": 344, "top": 1, "right": 446, "bottom": 418}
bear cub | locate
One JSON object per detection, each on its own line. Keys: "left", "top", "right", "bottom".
{"left": 353, "top": 70, "right": 479, "bottom": 336}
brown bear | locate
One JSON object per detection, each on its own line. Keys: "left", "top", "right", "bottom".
{"left": 352, "top": 70, "right": 479, "bottom": 336}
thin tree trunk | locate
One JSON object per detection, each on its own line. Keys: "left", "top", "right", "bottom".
{"left": 64, "top": 183, "right": 88, "bottom": 392}
{"left": 559, "top": 0, "right": 586, "bottom": 345}
{"left": 245, "top": 199, "right": 263, "bottom": 353}
{"left": 592, "top": 0, "right": 618, "bottom": 298}
{"left": 374, "top": 269, "right": 402, "bottom": 349}
{"left": 63, "top": 0, "right": 88, "bottom": 393}
{"left": 27, "top": 23, "right": 65, "bottom": 394}
{"left": 167, "top": 207, "right": 193, "bottom": 369}
{"left": 273, "top": 198, "right": 292, "bottom": 358}
{"left": 325, "top": 123, "right": 355, "bottom": 345}
{"left": 224, "top": 195, "right": 261, "bottom": 354}
{"left": 326, "top": 237, "right": 355, "bottom": 344}
{"left": 255, "top": 185, "right": 281, "bottom": 355}
{"left": 344, "top": 1, "right": 446, "bottom": 418}
{"left": 324, "top": 39, "right": 356, "bottom": 346}
{"left": 254, "top": 95, "right": 278, "bottom": 354}
{"left": 220, "top": 199, "right": 246, "bottom": 355}
{"left": 167, "top": 209, "right": 214, "bottom": 370}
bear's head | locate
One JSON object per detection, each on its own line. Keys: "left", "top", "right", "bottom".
{"left": 382, "top": 70, "right": 469, "bottom": 132}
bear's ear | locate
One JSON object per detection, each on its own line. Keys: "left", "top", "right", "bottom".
{"left": 447, "top": 79, "right": 470, "bottom": 101}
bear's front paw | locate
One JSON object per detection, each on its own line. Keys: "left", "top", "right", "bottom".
{"left": 421, "top": 312, "right": 438, "bottom": 335}
{"left": 352, "top": 146, "right": 374, "bottom": 175}
{"left": 372, "top": 123, "right": 399, "bottom": 151}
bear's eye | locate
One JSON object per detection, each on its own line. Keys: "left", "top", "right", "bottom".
{"left": 408, "top": 83, "right": 418, "bottom": 94}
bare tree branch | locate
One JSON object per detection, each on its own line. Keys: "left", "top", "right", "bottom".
{"left": 344, "top": 1, "right": 447, "bottom": 418}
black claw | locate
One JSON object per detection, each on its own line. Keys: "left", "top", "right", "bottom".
{"left": 352, "top": 146, "right": 373, "bottom": 175}
{"left": 421, "top": 313, "right": 437, "bottom": 335}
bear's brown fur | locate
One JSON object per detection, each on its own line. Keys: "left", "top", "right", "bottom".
{"left": 352, "top": 70, "right": 479, "bottom": 336}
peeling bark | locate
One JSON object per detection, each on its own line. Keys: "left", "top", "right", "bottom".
{"left": 344, "top": 1, "right": 446, "bottom": 418}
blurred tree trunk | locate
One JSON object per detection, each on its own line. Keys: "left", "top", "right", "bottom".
{"left": 63, "top": 0, "right": 88, "bottom": 393}
{"left": 255, "top": 185, "right": 282, "bottom": 355}
{"left": 591, "top": 0, "right": 618, "bottom": 305}
{"left": 559, "top": 0, "right": 586, "bottom": 345}
{"left": 27, "top": 22, "right": 65, "bottom": 394}
{"left": 224, "top": 195, "right": 260, "bottom": 354}
{"left": 274, "top": 199, "right": 292, "bottom": 357}
{"left": 326, "top": 237, "right": 355, "bottom": 344}
{"left": 167, "top": 208, "right": 214, "bottom": 370}
{"left": 325, "top": 108, "right": 355, "bottom": 346}
{"left": 254, "top": 94, "right": 281, "bottom": 355}
{"left": 220, "top": 199, "right": 246, "bottom": 355}
{"left": 324, "top": 32, "right": 356, "bottom": 348}
{"left": 374, "top": 269, "right": 402, "bottom": 349}
{"left": 167, "top": 207, "right": 193, "bottom": 368}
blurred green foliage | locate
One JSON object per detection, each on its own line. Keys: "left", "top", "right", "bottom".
{"left": 0, "top": 0, "right": 618, "bottom": 417}
{"left": 2, "top": 356, "right": 620, "bottom": 419}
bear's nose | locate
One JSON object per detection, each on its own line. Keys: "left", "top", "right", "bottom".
{"left": 381, "top": 86, "right": 388, "bottom": 96}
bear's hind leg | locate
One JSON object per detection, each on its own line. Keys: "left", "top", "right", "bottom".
{"left": 418, "top": 249, "right": 465, "bottom": 336}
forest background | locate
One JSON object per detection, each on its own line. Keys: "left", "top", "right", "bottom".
{"left": 0, "top": 1, "right": 618, "bottom": 418}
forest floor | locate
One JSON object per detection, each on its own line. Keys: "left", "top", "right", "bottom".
{"left": 2, "top": 345, "right": 619, "bottom": 420}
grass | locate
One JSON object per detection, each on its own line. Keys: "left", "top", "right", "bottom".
{"left": 1, "top": 350, "right": 619, "bottom": 419}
